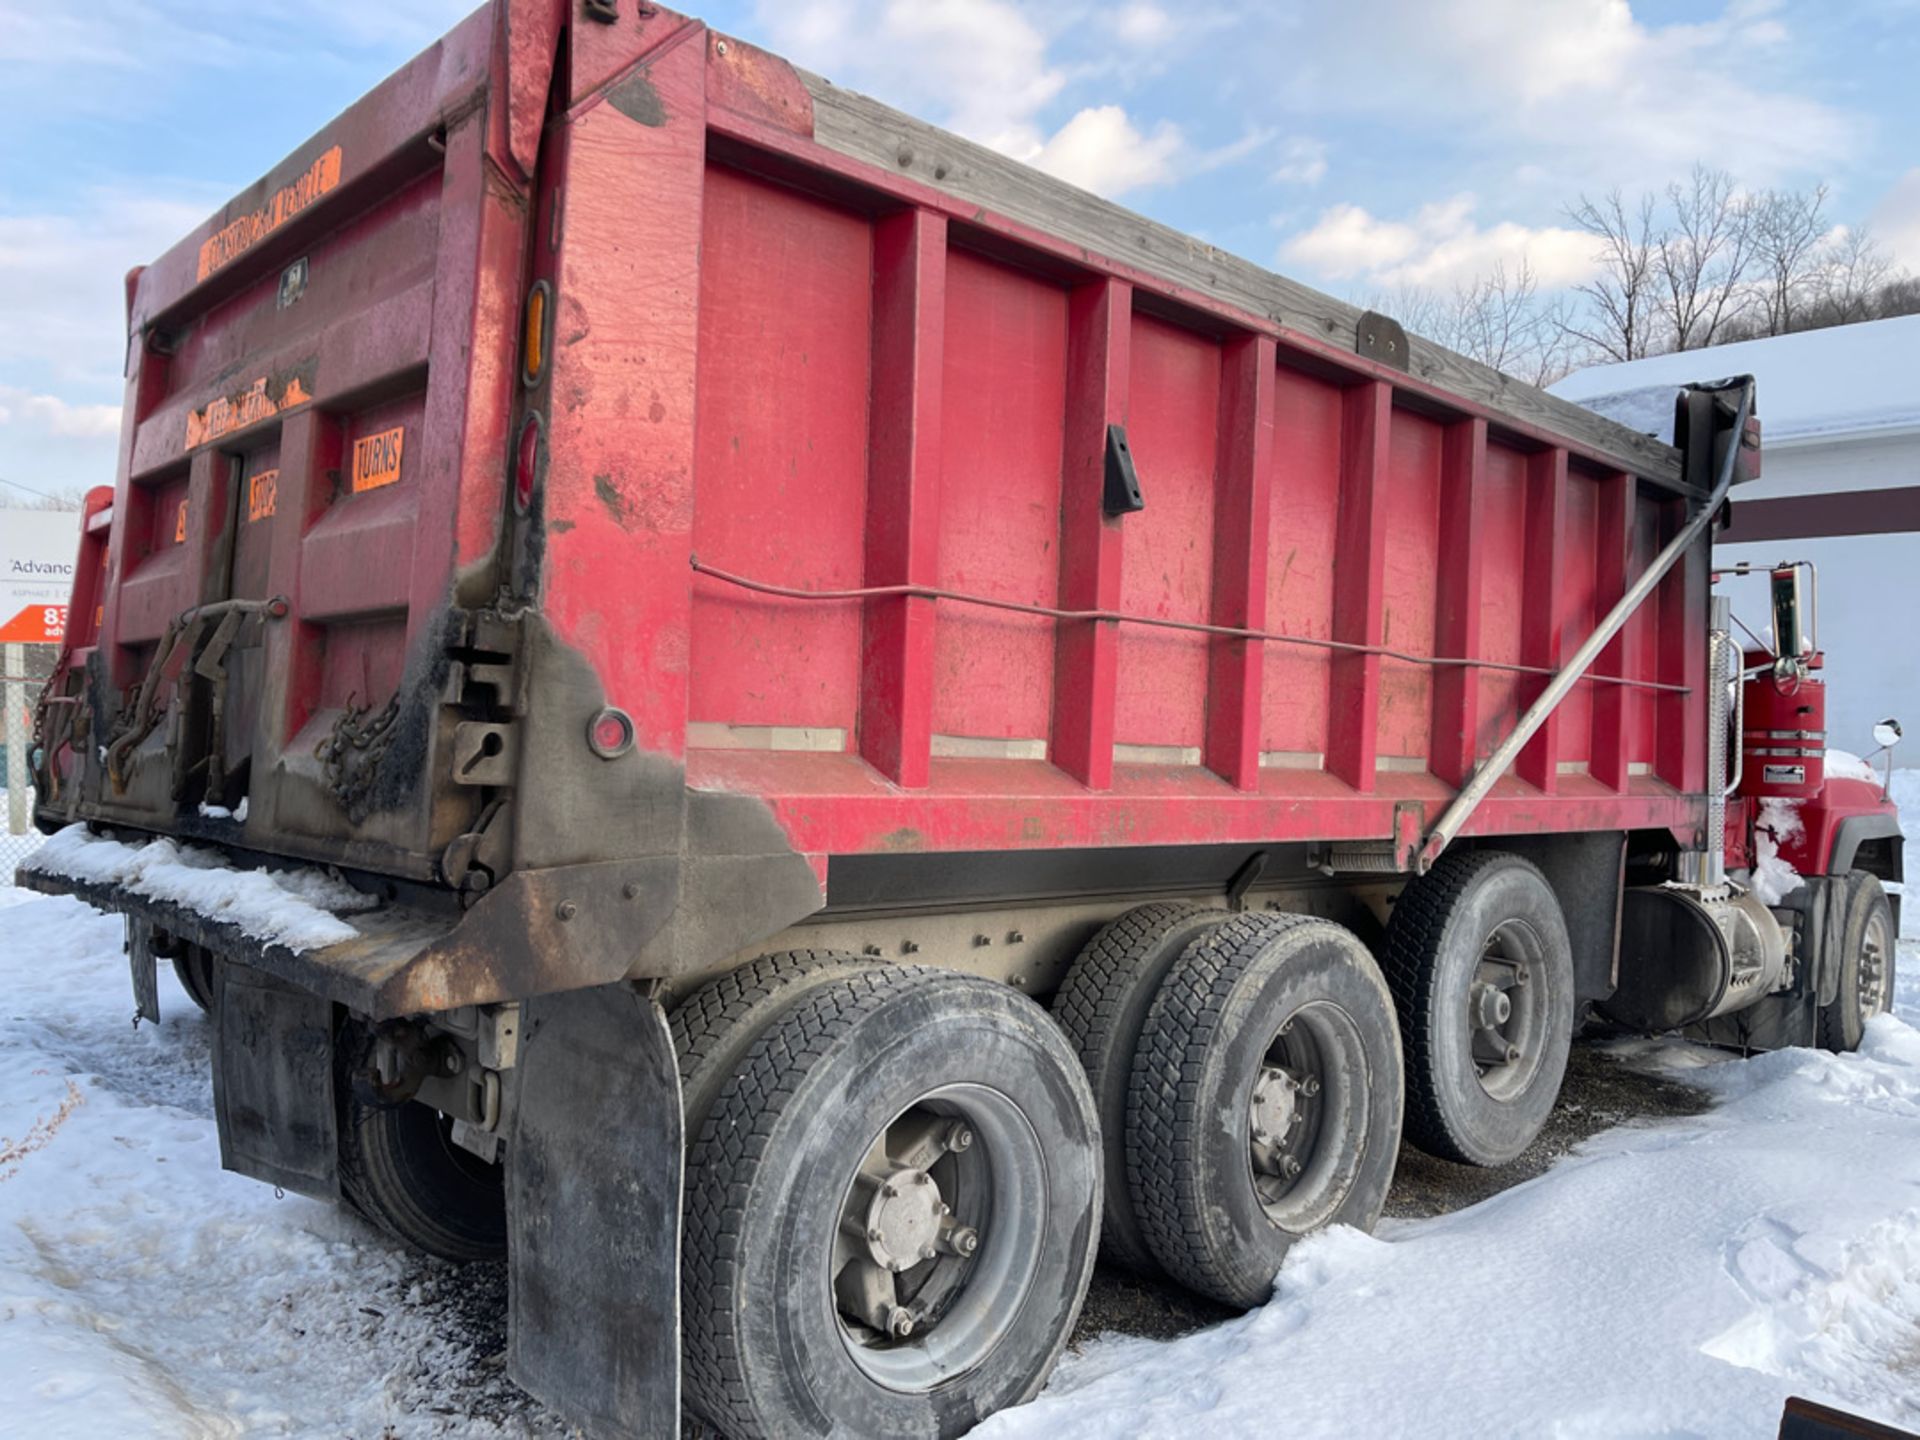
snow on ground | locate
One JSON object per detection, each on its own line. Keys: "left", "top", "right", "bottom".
{"left": 986, "top": 775, "right": 1920, "bottom": 1440}
{"left": 988, "top": 1006, "right": 1920, "bottom": 1440}
{"left": 1, "top": 781, "right": 1917, "bottom": 1438}
{"left": 0, "top": 896, "right": 546, "bottom": 1438}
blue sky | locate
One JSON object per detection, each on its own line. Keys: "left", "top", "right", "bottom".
{"left": 3, "top": 0, "right": 1917, "bottom": 499}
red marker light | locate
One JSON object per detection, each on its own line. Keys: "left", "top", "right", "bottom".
{"left": 514, "top": 413, "right": 543, "bottom": 513}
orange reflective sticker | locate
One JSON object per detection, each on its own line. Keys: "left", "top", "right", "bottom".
{"left": 197, "top": 146, "right": 343, "bottom": 282}
{"left": 351, "top": 427, "right": 405, "bottom": 493}
{"left": 248, "top": 469, "right": 279, "bottom": 522}
{"left": 174, "top": 499, "right": 188, "bottom": 543}
{"left": 184, "top": 370, "right": 314, "bottom": 451}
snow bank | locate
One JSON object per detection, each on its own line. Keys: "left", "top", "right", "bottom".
{"left": 26, "top": 825, "right": 376, "bottom": 953}
{"left": 984, "top": 1008, "right": 1920, "bottom": 1440}
{"left": 1749, "top": 796, "right": 1805, "bottom": 905}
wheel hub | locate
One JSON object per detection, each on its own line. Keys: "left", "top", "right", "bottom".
{"left": 1469, "top": 930, "right": 1537, "bottom": 1088}
{"left": 1249, "top": 1059, "right": 1321, "bottom": 1186}
{"left": 853, "top": 1167, "right": 946, "bottom": 1273}
{"left": 831, "top": 1096, "right": 1024, "bottom": 1388}
{"left": 1249, "top": 1065, "right": 1305, "bottom": 1148}
{"left": 1470, "top": 981, "right": 1511, "bottom": 1030}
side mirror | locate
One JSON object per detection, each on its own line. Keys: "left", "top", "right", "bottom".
{"left": 1770, "top": 566, "right": 1808, "bottom": 660}
{"left": 1872, "top": 718, "right": 1903, "bottom": 750}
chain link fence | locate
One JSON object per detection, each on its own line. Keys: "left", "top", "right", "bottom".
{"left": 3, "top": 642, "right": 56, "bottom": 887}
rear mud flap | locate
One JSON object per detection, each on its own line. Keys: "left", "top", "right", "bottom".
{"left": 212, "top": 963, "right": 339, "bottom": 1199}
{"left": 508, "top": 985, "right": 682, "bottom": 1439}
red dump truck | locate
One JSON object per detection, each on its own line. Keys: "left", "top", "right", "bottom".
{"left": 19, "top": 4, "right": 1904, "bottom": 1436}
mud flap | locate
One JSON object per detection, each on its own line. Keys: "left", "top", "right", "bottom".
{"left": 127, "top": 918, "right": 161, "bottom": 1025}
{"left": 507, "top": 984, "right": 682, "bottom": 1439}
{"left": 211, "top": 962, "right": 339, "bottom": 1199}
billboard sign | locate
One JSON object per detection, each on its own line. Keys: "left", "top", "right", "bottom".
{"left": 0, "top": 508, "right": 82, "bottom": 645}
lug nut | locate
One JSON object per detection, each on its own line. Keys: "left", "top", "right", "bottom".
{"left": 947, "top": 1124, "right": 973, "bottom": 1152}
{"left": 1281, "top": 1156, "right": 1302, "bottom": 1178}
{"left": 950, "top": 1226, "right": 980, "bottom": 1256}
{"left": 887, "top": 1307, "right": 914, "bottom": 1338}
{"left": 1300, "top": 1076, "right": 1320, "bottom": 1097}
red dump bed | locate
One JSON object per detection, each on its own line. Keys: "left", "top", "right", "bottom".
{"left": 33, "top": 0, "right": 1715, "bottom": 1009}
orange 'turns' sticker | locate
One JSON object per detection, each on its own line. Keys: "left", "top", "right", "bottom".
{"left": 351, "top": 427, "right": 404, "bottom": 493}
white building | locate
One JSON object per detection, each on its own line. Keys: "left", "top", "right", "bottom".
{"left": 1552, "top": 315, "right": 1920, "bottom": 759}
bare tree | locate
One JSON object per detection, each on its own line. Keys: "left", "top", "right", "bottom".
{"left": 1654, "top": 165, "right": 1755, "bottom": 350}
{"left": 1565, "top": 188, "right": 1664, "bottom": 362}
{"left": 1817, "top": 226, "right": 1892, "bottom": 326}
{"left": 1873, "top": 274, "right": 1920, "bottom": 321}
{"left": 1749, "top": 184, "right": 1828, "bottom": 336}
{"left": 1444, "top": 260, "right": 1585, "bottom": 385}
{"left": 1363, "top": 261, "right": 1584, "bottom": 387}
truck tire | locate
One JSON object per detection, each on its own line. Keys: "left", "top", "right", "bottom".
{"left": 669, "top": 949, "right": 870, "bottom": 1135}
{"left": 336, "top": 1093, "right": 507, "bottom": 1262}
{"left": 172, "top": 946, "right": 217, "bottom": 1013}
{"left": 1383, "top": 850, "right": 1574, "bottom": 1168}
{"left": 1052, "top": 902, "right": 1231, "bottom": 1275}
{"left": 1817, "top": 871, "right": 1896, "bottom": 1054}
{"left": 1126, "top": 912, "right": 1402, "bottom": 1309}
{"left": 682, "top": 967, "right": 1100, "bottom": 1439}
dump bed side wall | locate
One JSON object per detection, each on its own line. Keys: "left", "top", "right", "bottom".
{"left": 526, "top": 17, "right": 1710, "bottom": 895}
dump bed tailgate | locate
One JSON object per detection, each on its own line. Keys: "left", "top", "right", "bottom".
{"left": 45, "top": 7, "right": 519, "bottom": 880}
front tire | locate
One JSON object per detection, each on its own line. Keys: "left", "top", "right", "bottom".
{"left": 682, "top": 968, "right": 1101, "bottom": 1438}
{"left": 1127, "top": 913, "right": 1403, "bottom": 1309}
{"left": 1383, "top": 850, "right": 1575, "bottom": 1167}
{"left": 1818, "top": 871, "right": 1896, "bottom": 1053}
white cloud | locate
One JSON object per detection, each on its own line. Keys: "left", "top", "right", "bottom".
{"left": 1272, "top": 137, "right": 1328, "bottom": 187}
{"left": 1115, "top": 2, "right": 1176, "bottom": 48}
{"left": 0, "top": 389, "right": 121, "bottom": 440}
{"left": 1273, "top": 0, "right": 1852, "bottom": 189}
{"left": 1029, "top": 105, "right": 1183, "bottom": 194}
{"left": 1281, "top": 194, "right": 1601, "bottom": 291}
{"left": 751, "top": 0, "right": 1195, "bottom": 196}
{"left": 1869, "top": 169, "right": 1920, "bottom": 272}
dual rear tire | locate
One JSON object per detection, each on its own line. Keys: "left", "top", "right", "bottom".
{"left": 1054, "top": 905, "right": 1406, "bottom": 1307}
{"left": 674, "top": 960, "right": 1102, "bottom": 1439}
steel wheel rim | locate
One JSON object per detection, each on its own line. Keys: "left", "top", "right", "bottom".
{"left": 1860, "top": 907, "right": 1893, "bottom": 1017}
{"left": 1244, "top": 1000, "right": 1370, "bottom": 1231}
{"left": 1468, "top": 918, "right": 1549, "bottom": 1102}
{"left": 830, "top": 1082, "right": 1046, "bottom": 1392}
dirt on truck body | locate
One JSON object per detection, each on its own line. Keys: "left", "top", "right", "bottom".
{"left": 17, "top": 3, "right": 1903, "bottom": 1436}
